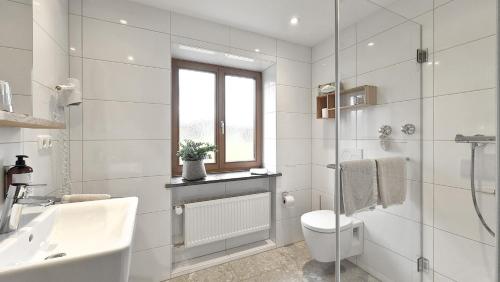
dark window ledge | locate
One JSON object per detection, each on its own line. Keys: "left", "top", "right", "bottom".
{"left": 165, "top": 171, "right": 282, "bottom": 188}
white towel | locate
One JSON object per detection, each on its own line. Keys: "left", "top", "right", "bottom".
{"left": 376, "top": 157, "right": 407, "bottom": 208}
{"left": 340, "top": 159, "right": 378, "bottom": 216}
{"left": 61, "top": 194, "right": 111, "bottom": 203}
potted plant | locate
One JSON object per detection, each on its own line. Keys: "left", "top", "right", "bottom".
{"left": 177, "top": 139, "right": 217, "bottom": 180}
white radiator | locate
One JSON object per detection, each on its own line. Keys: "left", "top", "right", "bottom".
{"left": 183, "top": 192, "right": 271, "bottom": 248}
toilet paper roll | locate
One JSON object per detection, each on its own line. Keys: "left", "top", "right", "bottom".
{"left": 321, "top": 108, "right": 329, "bottom": 119}
{"left": 282, "top": 194, "right": 295, "bottom": 208}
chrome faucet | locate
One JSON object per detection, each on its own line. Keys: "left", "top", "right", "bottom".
{"left": 0, "top": 184, "right": 57, "bottom": 234}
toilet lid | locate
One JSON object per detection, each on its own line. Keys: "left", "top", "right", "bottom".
{"left": 301, "top": 210, "right": 353, "bottom": 233}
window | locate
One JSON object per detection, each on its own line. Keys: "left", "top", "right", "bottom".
{"left": 172, "top": 59, "right": 262, "bottom": 175}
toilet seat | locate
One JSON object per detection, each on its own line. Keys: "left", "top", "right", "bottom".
{"left": 301, "top": 210, "right": 352, "bottom": 233}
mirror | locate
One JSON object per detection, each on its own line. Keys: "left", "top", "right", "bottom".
{"left": 0, "top": 0, "right": 33, "bottom": 116}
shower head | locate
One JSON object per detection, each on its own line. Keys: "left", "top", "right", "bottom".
{"left": 455, "top": 134, "right": 496, "bottom": 143}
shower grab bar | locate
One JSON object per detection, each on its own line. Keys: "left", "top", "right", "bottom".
{"left": 326, "top": 157, "right": 410, "bottom": 169}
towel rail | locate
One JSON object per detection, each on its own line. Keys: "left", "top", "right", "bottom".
{"left": 326, "top": 157, "right": 410, "bottom": 170}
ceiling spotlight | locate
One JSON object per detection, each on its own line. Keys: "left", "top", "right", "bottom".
{"left": 127, "top": 56, "right": 134, "bottom": 61}
{"left": 254, "top": 48, "right": 260, "bottom": 53}
{"left": 119, "top": 19, "right": 128, "bottom": 25}
{"left": 290, "top": 17, "right": 299, "bottom": 26}
{"left": 69, "top": 47, "right": 76, "bottom": 51}
{"left": 367, "top": 42, "right": 375, "bottom": 47}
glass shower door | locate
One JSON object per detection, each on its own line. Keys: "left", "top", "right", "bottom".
{"left": 333, "top": 0, "right": 424, "bottom": 280}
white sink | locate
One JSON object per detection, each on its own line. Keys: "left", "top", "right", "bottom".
{"left": 0, "top": 197, "right": 138, "bottom": 282}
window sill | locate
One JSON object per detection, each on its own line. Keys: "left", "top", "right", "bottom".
{"left": 165, "top": 171, "right": 282, "bottom": 188}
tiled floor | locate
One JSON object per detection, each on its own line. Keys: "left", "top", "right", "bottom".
{"left": 167, "top": 241, "right": 380, "bottom": 282}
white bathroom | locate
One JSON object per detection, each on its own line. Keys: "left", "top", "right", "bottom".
{"left": 0, "top": 0, "right": 497, "bottom": 281}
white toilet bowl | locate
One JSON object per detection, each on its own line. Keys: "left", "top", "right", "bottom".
{"left": 301, "top": 210, "right": 363, "bottom": 262}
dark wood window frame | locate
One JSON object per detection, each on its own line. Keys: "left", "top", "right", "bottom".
{"left": 172, "top": 59, "right": 263, "bottom": 176}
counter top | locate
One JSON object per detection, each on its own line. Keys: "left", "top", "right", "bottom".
{"left": 165, "top": 171, "right": 282, "bottom": 188}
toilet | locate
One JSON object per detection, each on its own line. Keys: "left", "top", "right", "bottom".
{"left": 301, "top": 210, "right": 364, "bottom": 262}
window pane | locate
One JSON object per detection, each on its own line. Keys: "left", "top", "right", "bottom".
{"left": 225, "top": 75, "right": 256, "bottom": 162}
{"left": 179, "top": 69, "right": 216, "bottom": 164}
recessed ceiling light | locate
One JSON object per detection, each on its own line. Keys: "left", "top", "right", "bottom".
{"left": 119, "top": 19, "right": 128, "bottom": 25}
{"left": 434, "top": 61, "right": 440, "bottom": 65}
{"left": 254, "top": 48, "right": 260, "bottom": 53}
{"left": 290, "top": 16, "right": 299, "bottom": 26}
{"left": 127, "top": 56, "right": 134, "bottom": 61}
{"left": 225, "top": 53, "right": 255, "bottom": 62}
{"left": 367, "top": 42, "right": 375, "bottom": 46}
{"left": 179, "top": 45, "right": 215, "bottom": 55}
{"left": 69, "top": 47, "right": 76, "bottom": 51}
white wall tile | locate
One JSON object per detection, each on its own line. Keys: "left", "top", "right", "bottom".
{"left": 357, "top": 239, "right": 413, "bottom": 282}
{"left": 356, "top": 210, "right": 421, "bottom": 260}
{"left": 82, "top": 140, "right": 170, "bottom": 180}
{"left": 0, "top": 0, "right": 32, "bottom": 50}
{"left": 83, "top": 100, "right": 170, "bottom": 140}
{"left": 130, "top": 245, "right": 172, "bottom": 282}
{"left": 434, "top": 0, "right": 496, "bottom": 51}
{"left": 357, "top": 21, "right": 420, "bottom": 74}
{"left": 33, "top": 0, "right": 68, "bottom": 49}
{"left": 230, "top": 28, "right": 276, "bottom": 56}
{"left": 0, "top": 47, "right": 32, "bottom": 96}
{"left": 434, "top": 141, "right": 496, "bottom": 190}
{"left": 434, "top": 36, "right": 496, "bottom": 95}
{"left": 82, "top": 58, "right": 171, "bottom": 104}
{"left": 276, "top": 85, "right": 311, "bottom": 114}
{"left": 69, "top": 0, "right": 82, "bottom": 15}
{"left": 133, "top": 211, "right": 171, "bottom": 251}
{"left": 275, "top": 188, "right": 311, "bottom": 221}
{"left": 70, "top": 140, "right": 82, "bottom": 182}
{"left": 171, "top": 13, "right": 230, "bottom": 46}
{"left": 83, "top": 17, "right": 171, "bottom": 68}
{"left": 276, "top": 139, "right": 311, "bottom": 166}
{"left": 357, "top": 60, "right": 421, "bottom": 104}
{"left": 0, "top": 142, "right": 22, "bottom": 166}
{"left": 69, "top": 14, "right": 82, "bottom": 57}
{"left": 277, "top": 58, "right": 311, "bottom": 88}
{"left": 82, "top": 175, "right": 171, "bottom": 214}
{"left": 311, "top": 55, "right": 334, "bottom": 89}
{"left": 312, "top": 37, "right": 333, "bottom": 62}
{"left": 434, "top": 184, "right": 496, "bottom": 246}
{"left": 277, "top": 112, "right": 311, "bottom": 139}
{"left": 275, "top": 216, "right": 303, "bottom": 247}
{"left": 356, "top": 99, "right": 421, "bottom": 140}
{"left": 372, "top": 0, "right": 433, "bottom": 19}
{"left": 82, "top": 0, "right": 171, "bottom": 33}
{"left": 276, "top": 40, "right": 311, "bottom": 63}
{"left": 356, "top": 7, "right": 406, "bottom": 43}
{"left": 276, "top": 164, "right": 311, "bottom": 192}
{"left": 434, "top": 229, "right": 495, "bottom": 282}
{"left": 413, "top": 11, "right": 433, "bottom": 53}
{"left": 434, "top": 89, "right": 496, "bottom": 140}
{"left": 225, "top": 178, "right": 269, "bottom": 196}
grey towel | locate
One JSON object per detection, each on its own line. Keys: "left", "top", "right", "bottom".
{"left": 376, "top": 157, "right": 407, "bottom": 208}
{"left": 340, "top": 159, "right": 378, "bottom": 216}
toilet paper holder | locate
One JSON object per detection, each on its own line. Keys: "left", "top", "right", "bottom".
{"left": 282, "top": 192, "right": 295, "bottom": 207}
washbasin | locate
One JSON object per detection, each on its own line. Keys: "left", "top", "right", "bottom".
{"left": 0, "top": 197, "right": 138, "bottom": 282}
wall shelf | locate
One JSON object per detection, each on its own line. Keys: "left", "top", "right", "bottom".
{"left": 0, "top": 111, "right": 65, "bottom": 129}
{"left": 316, "top": 85, "right": 377, "bottom": 119}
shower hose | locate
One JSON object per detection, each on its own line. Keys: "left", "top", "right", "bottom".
{"left": 470, "top": 143, "right": 495, "bottom": 237}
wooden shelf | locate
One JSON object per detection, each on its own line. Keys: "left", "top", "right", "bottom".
{"left": 316, "top": 85, "right": 377, "bottom": 119}
{"left": 0, "top": 111, "right": 65, "bottom": 129}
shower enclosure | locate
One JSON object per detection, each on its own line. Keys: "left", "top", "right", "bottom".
{"left": 328, "top": 0, "right": 497, "bottom": 281}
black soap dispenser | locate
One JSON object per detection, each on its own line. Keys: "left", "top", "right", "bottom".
{"left": 4, "top": 155, "right": 33, "bottom": 198}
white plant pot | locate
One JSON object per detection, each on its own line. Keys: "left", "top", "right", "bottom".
{"left": 182, "top": 160, "right": 207, "bottom": 180}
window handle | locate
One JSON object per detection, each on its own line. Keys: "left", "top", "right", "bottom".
{"left": 220, "top": 121, "right": 225, "bottom": 135}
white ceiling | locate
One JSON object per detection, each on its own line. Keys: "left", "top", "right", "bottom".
{"left": 131, "top": 0, "right": 392, "bottom": 46}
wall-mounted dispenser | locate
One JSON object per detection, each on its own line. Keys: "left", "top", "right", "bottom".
{"left": 55, "top": 78, "right": 82, "bottom": 107}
